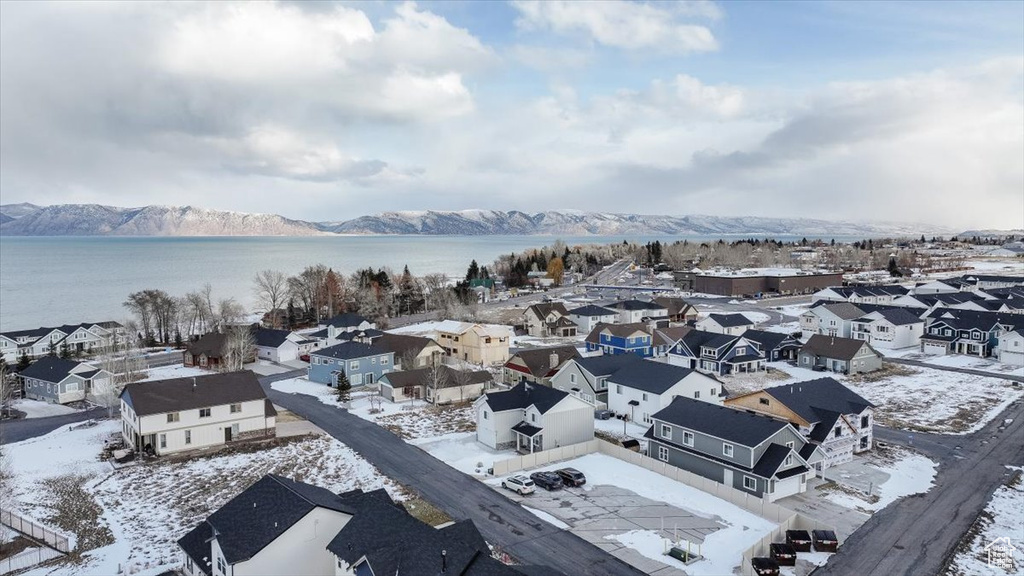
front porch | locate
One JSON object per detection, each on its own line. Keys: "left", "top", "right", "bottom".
{"left": 511, "top": 421, "right": 543, "bottom": 454}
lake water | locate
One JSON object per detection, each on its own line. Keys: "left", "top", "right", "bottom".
{"left": 0, "top": 234, "right": 861, "bottom": 330}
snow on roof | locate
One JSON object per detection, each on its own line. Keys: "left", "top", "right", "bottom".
{"left": 696, "top": 267, "right": 841, "bottom": 278}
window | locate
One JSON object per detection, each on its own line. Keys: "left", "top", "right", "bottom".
{"left": 185, "top": 430, "right": 191, "bottom": 445}
{"left": 159, "top": 434, "right": 166, "bottom": 449}
{"left": 65, "top": 382, "right": 79, "bottom": 392}
{"left": 786, "top": 441, "right": 794, "bottom": 449}
{"left": 167, "top": 412, "right": 180, "bottom": 423}
{"left": 531, "top": 413, "right": 537, "bottom": 423}
{"left": 349, "top": 361, "right": 359, "bottom": 370}
{"left": 660, "top": 424, "right": 672, "bottom": 439}
{"left": 861, "top": 415, "right": 870, "bottom": 428}
{"left": 743, "top": 476, "right": 757, "bottom": 491}
{"left": 616, "top": 384, "right": 622, "bottom": 394}
{"left": 657, "top": 446, "right": 669, "bottom": 462}
{"left": 694, "top": 391, "right": 700, "bottom": 399}
{"left": 682, "top": 431, "right": 694, "bottom": 447}
{"left": 759, "top": 397, "right": 770, "bottom": 406}
{"left": 199, "top": 408, "right": 211, "bottom": 418}
{"left": 381, "top": 357, "right": 389, "bottom": 365}
{"left": 723, "top": 443, "right": 734, "bottom": 457}
{"left": 834, "top": 426, "right": 842, "bottom": 438}
{"left": 734, "top": 347, "right": 745, "bottom": 355}
{"left": 569, "top": 373, "right": 576, "bottom": 384}
{"left": 710, "top": 388, "right": 717, "bottom": 397}
{"left": 483, "top": 411, "right": 489, "bottom": 420}
{"left": 642, "top": 393, "right": 648, "bottom": 402}
{"left": 371, "top": 357, "right": 377, "bottom": 364}
{"left": 230, "top": 404, "right": 241, "bottom": 413}
{"left": 784, "top": 454, "right": 793, "bottom": 467}
{"left": 217, "top": 556, "right": 226, "bottom": 575}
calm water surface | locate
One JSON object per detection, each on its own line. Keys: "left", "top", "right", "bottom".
{"left": 0, "top": 234, "right": 860, "bottom": 330}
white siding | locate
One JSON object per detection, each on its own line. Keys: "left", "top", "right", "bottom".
{"left": 130, "top": 398, "right": 273, "bottom": 455}
{"left": 233, "top": 508, "right": 352, "bottom": 576}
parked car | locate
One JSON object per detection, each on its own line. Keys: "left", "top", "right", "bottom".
{"left": 529, "top": 471, "right": 563, "bottom": 491}
{"left": 299, "top": 354, "right": 310, "bottom": 362}
{"left": 594, "top": 409, "right": 613, "bottom": 420}
{"left": 555, "top": 467, "right": 586, "bottom": 487}
{"left": 501, "top": 475, "right": 536, "bottom": 495}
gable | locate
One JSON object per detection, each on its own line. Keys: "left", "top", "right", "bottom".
{"left": 724, "top": 391, "right": 811, "bottom": 427}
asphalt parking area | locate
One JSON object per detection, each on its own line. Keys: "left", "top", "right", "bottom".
{"left": 498, "top": 483, "right": 724, "bottom": 575}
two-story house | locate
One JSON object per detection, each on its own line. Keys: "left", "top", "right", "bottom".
{"left": 811, "top": 285, "right": 909, "bottom": 305}
{"left": 475, "top": 382, "right": 594, "bottom": 453}
{"left": 652, "top": 297, "right": 699, "bottom": 324}
{"left": 21, "top": 356, "right": 112, "bottom": 405}
{"left": 374, "top": 333, "right": 445, "bottom": 370}
{"left": 522, "top": 302, "right": 576, "bottom": 337}
{"left": 996, "top": 328, "right": 1024, "bottom": 366}
{"left": 606, "top": 299, "right": 669, "bottom": 325}
{"left": 695, "top": 313, "right": 755, "bottom": 336}
{"left": 606, "top": 359, "right": 724, "bottom": 425}
{"left": 567, "top": 304, "right": 619, "bottom": 333}
{"left": 1, "top": 321, "right": 125, "bottom": 363}
{"left": 548, "top": 353, "right": 643, "bottom": 406}
{"left": 645, "top": 397, "right": 816, "bottom": 501}
{"left": 849, "top": 308, "right": 924, "bottom": 350}
{"left": 584, "top": 323, "right": 654, "bottom": 357}
{"left": 120, "top": 370, "right": 276, "bottom": 456}
{"left": 798, "top": 303, "right": 866, "bottom": 339}
{"left": 798, "top": 335, "right": 882, "bottom": 374}
{"left": 432, "top": 320, "right": 513, "bottom": 366}
{"left": 740, "top": 329, "right": 801, "bottom": 362}
{"left": 666, "top": 329, "right": 766, "bottom": 376}
{"left": 503, "top": 345, "right": 579, "bottom": 386}
{"left": 725, "top": 377, "right": 874, "bottom": 471}
{"left": 919, "top": 309, "right": 1020, "bottom": 357}
{"left": 308, "top": 342, "right": 394, "bottom": 387}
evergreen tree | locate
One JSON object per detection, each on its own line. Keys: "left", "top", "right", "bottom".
{"left": 59, "top": 340, "right": 71, "bottom": 359}
{"left": 174, "top": 329, "right": 184, "bottom": 349}
{"left": 47, "top": 340, "right": 57, "bottom": 357}
{"left": 17, "top": 349, "right": 30, "bottom": 371}
{"left": 335, "top": 372, "right": 352, "bottom": 402}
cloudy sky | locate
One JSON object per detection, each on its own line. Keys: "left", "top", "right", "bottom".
{"left": 1, "top": 1, "right": 1022, "bottom": 228}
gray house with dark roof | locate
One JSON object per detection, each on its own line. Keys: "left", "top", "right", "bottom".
{"left": 798, "top": 334, "right": 882, "bottom": 374}
{"left": 21, "top": 356, "right": 112, "bottom": 405}
{"left": 475, "top": 382, "right": 594, "bottom": 453}
{"left": 646, "top": 397, "right": 813, "bottom": 501}
{"left": 548, "top": 353, "right": 643, "bottom": 406}
{"left": 606, "top": 359, "right": 724, "bottom": 425}
{"left": 120, "top": 370, "right": 275, "bottom": 455}
{"left": 667, "top": 329, "right": 766, "bottom": 376}
{"left": 696, "top": 313, "right": 755, "bottom": 336}
{"left": 726, "top": 377, "right": 874, "bottom": 470}
{"left": 308, "top": 341, "right": 393, "bottom": 387}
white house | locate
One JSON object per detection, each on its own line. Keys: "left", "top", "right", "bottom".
{"left": 605, "top": 359, "right": 723, "bottom": 426}
{"left": 912, "top": 279, "right": 968, "bottom": 295}
{"left": 474, "top": 382, "right": 594, "bottom": 453}
{"left": 1, "top": 321, "right": 126, "bottom": 363}
{"left": 120, "top": 370, "right": 276, "bottom": 456}
{"left": 567, "top": 304, "right": 619, "bottom": 333}
{"left": 996, "top": 328, "right": 1024, "bottom": 367}
{"left": 253, "top": 328, "right": 303, "bottom": 363}
{"left": 606, "top": 300, "right": 669, "bottom": 325}
{"left": 695, "top": 313, "right": 755, "bottom": 336}
{"left": 799, "top": 303, "right": 865, "bottom": 339}
{"left": 849, "top": 309, "right": 924, "bottom": 350}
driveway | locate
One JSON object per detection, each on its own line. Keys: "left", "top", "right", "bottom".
{"left": 0, "top": 406, "right": 109, "bottom": 444}
{"left": 259, "top": 371, "right": 646, "bottom": 576}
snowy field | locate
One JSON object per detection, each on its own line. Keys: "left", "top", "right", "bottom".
{"left": 880, "top": 349, "right": 1024, "bottom": 377}
{"left": 412, "top": 432, "right": 512, "bottom": 476}
{"left": 270, "top": 376, "right": 339, "bottom": 406}
{"left": 139, "top": 364, "right": 213, "bottom": 382}
{"left": 944, "top": 467, "right": 1024, "bottom": 576}
{"left": 821, "top": 447, "right": 938, "bottom": 513}
{"left": 487, "top": 453, "right": 778, "bottom": 576}
{"left": 6, "top": 419, "right": 399, "bottom": 576}
{"left": 10, "top": 399, "right": 84, "bottom": 418}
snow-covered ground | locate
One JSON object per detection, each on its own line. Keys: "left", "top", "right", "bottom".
{"left": 139, "top": 364, "right": 213, "bottom": 382}
{"left": 488, "top": 453, "right": 778, "bottom": 576}
{"left": 412, "top": 432, "right": 511, "bottom": 476}
{"left": 751, "top": 362, "right": 1024, "bottom": 434}
{"left": 822, "top": 449, "right": 938, "bottom": 512}
{"left": 6, "top": 418, "right": 399, "bottom": 576}
{"left": 944, "top": 467, "right": 1024, "bottom": 576}
{"left": 880, "top": 349, "right": 1024, "bottom": 377}
{"left": 10, "top": 399, "right": 84, "bottom": 418}
{"left": 270, "top": 376, "right": 339, "bottom": 406}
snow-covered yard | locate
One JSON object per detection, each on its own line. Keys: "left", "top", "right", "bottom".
{"left": 270, "top": 376, "right": 339, "bottom": 406}
{"left": 5, "top": 419, "right": 399, "bottom": 576}
{"left": 819, "top": 446, "right": 938, "bottom": 513}
{"left": 9, "top": 399, "right": 84, "bottom": 419}
{"left": 944, "top": 467, "right": 1024, "bottom": 576}
{"left": 487, "top": 453, "right": 779, "bottom": 576}
{"left": 880, "top": 349, "right": 1024, "bottom": 378}
{"left": 411, "top": 432, "right": 511, "bottom": 477}
{"left": 139, "top": 364, "right": 213, "bottom": 382}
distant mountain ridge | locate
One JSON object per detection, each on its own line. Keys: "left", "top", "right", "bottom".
{"left": 0, "top": 203, "right": 958, "bottom": 237}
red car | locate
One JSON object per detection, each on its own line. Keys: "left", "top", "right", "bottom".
{"left": 299, "top": 354, "right": 310, "bottom": 362}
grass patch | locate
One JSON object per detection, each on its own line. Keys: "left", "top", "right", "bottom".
{"left": 39, "top": 473, "right": 114, "bottom": 555}
{"left": 402, "top": 498, "right": 453, "bottom": 527}
{"left": 376, "top": 403, "right": 475, "bottom": 440}
{"left": 847, "top": 362, "right": 917, "bottom": 384}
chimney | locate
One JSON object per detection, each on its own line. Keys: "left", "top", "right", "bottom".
{"left": 192, "top": 377, "right": 197, "bottom": 392}
{"left": 549, "top": 352, "right": 559, "bottom": 370}
{"left": 441, "top": 550, "right": 447, "bottom": 573}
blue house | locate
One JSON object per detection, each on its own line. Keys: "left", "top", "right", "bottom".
{"left": 308, "top": 342, "right": 393, "bottom": 387}
{"left": 584, "top": 323, "right": 654, "bottom": 357}
{"left": 668, "top": 329, "right": 765, "bottom": 375}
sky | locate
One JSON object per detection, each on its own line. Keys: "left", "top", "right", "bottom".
{"left": 0, "top": 1, "right": 1022, "bottom": 229}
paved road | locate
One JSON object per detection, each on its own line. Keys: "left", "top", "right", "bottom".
{"left": 259, "top": 371, "right": 646, "bottom": 576}
{"left": 0, "top": 406, "right": 109, "bottom": 444}
{"left": 814, "top": 397, "right": 1024, "bottom": 576}
{"left": 885, "top": 357, "right": 1024, "bottom": 383}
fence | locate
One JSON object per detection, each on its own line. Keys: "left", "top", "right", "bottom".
{"left": 490, "top": 439, "right": 840, "bottom": 576}
{"left": 0, "top": 546, "right": 63, "bottom": 575}
{"left": 0, "top": 509, "right": 70, "bottom": 554}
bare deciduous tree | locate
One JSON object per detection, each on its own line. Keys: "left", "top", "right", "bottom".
{"left": 98, "top": 322, "right": 145, "bottom": 417}
{"left": 254, "top": 270, "right": 288, "bottom": 328}
{"left": 221, "top": 325, "right": 255, "bottom": 372}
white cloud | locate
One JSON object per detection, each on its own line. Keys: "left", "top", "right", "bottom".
{"left": 512, "top": 0, "right": 718, "bottom": 53}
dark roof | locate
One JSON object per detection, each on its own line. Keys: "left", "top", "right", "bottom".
{"left": 483, "top": 382, "right": 569, "bottom": 414}
{"left": 323, "top": 313, "right": 371, "bottom": 329}
{"left": 19, "top": 356, "right": 87, "bottom": 383}
{"left": 584, "top": 322, "right": 651, "bottom": 344}
{"left": 372, "top": 333, "right": 440, "bottom": 361}
{"left": 925, "top": 308, "right": 1023, "bottom": 332}
{"left": 799, "top": 334, "right": 876, "bottom": 361}
{"left": 817, "top": 303, "right": 866, "bottom": 320}
{"left": 706, "top": 313, "right": 753, "bottom": 328}
{"left": 857, "top": 308, "right": 922, "bottom": 326}
{"left": 653, "top": 396, "right": 790, "bottom": 447}
{"left": 253, "top": 328, "right": 292, "bottom": 348}
{"left": 761, "top": 378, "right": 874, "bottom": 425}
{"left": 652, "top": 326, "right": 692, "bottom": 348}
{"left": 741, "top": 329, "right": 799, "bottom": 353}
{"left": 512, "top": 421, "right": 543, "bottom": 437}
{"left": 798, "top": 443, "right": 819, "bottom": 462}
{"left": 307, "top": 328, "right": 329, "bottom": 339}
{"left": 526, "top": 302, "right": 569, "bottom": 318}
{"left": 380, "top": 365, "right": 491, "bottom": 389}
{"left": 752, "top": 443, "right": 794, "bottom": 477}
{"left": 808, "top": 411, "right": 843, "bottom": 443}
{"left": 652, "top": 297, "right": 696, "bottom": 316}
{"left": 312, "top": 341, "right": 391, "bottom": 360}
{"left": 567, "top": 304, "right": 617, "bottom": 317}
{"left": 186, "top": 332, "right": 227, "bottom": 358}
{"left": 678, "top": 329, "right": 738, "bottom": 355}
{"left": 609, "top": 299, "right": 667, "bottom": 311}
{"left": 507, "top": 346, "right": 579, "bottom": 378}
{"left": 574, "top": 353, "right": 644, "bottom": 377}
{"left": 177, "top": 475, "right": 356, "bottom": 571}
{"left": 326, "top": 488, "right": 524, "bottom": 576}
{"left": 121, "top": 371, "right": 268, "bottom": 417}
{"left": 606, "top": 360, "right": 702, "bottom": 395}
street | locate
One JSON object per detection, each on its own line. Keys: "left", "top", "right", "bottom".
{"left": 0, "top": 406, "right": 109, "bottom": 444}
{"left": 258, "top": 370, "right": 646, "bottom": 576}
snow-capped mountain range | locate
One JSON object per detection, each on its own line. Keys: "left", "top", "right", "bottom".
{"left": 0, "top": 203, "right": 958, "bottom": 237}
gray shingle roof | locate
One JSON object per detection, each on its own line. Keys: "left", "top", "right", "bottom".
{"left": 482, "top": 382, "right": 569, "bottom": 414}
{"left": 606, "top": 359, "right": 700, "bottom": 395}
{"left": 818, "top": 303, "right": 867, "bottom": 320}
{"left": 741, "top": 329, "right": 799, "bottom": 354}
{"left": 380, "top": 365, "right": 491, "bottom": 389}
{"left": 323, "top": 313, "right": 371, "bottom": 329}
{"left": 652, "top": 396, "right": 790, "bottom": 447}
{"left": 707, "top": 313, "right": 753, "bottom": 327}
{"left": 567, "top": 304, "right": 617, "bottom": 317}
{"left": 584, "top": 322, "right": 651, "bottom": 344}
{"left": 506, "top": 345, "right": 579, "bottom": 378}
{"left": 610, "top": 299, "right": 667, "bottom": 311}
{"left": 121, "top": 370, "right": 268, "bottom": 417}
{"left": 312, "top": 341, "right": 390, "bottom": 360}
{"left": 799, "top": 334, "right": 876, "bottom": 361}
{"left": 526, "top": 302, "right": 569, "bottom": 318}
{"left": 763, "top": 377, "right": 874, "bottom": 424}
{"left": 574, "top": 353, "right": 644, "bottom": 377}
{"left": 375, "top": 333, "right": 439, "bottom": 361}
{"left": 253, "top": 328, "right": 291, "bottom": 348}
{"left": 185, "top": 332, "right": 227, "bottom": 358}
{"left": 19, "top": 356, "right": 90, "bottom": 383}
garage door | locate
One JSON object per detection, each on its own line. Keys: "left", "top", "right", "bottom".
{"left": 922, "top": 342, "right": 948, "bottom": 356}
{"left": 768, "top": 475, "right": 804, "bottom": 502}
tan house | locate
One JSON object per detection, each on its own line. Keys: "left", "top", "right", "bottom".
{"left": 432, "top": 320, "right": 513, "bottom": 366}
{"left": 374, "top": 333, "right": 445, "bottom": 370}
